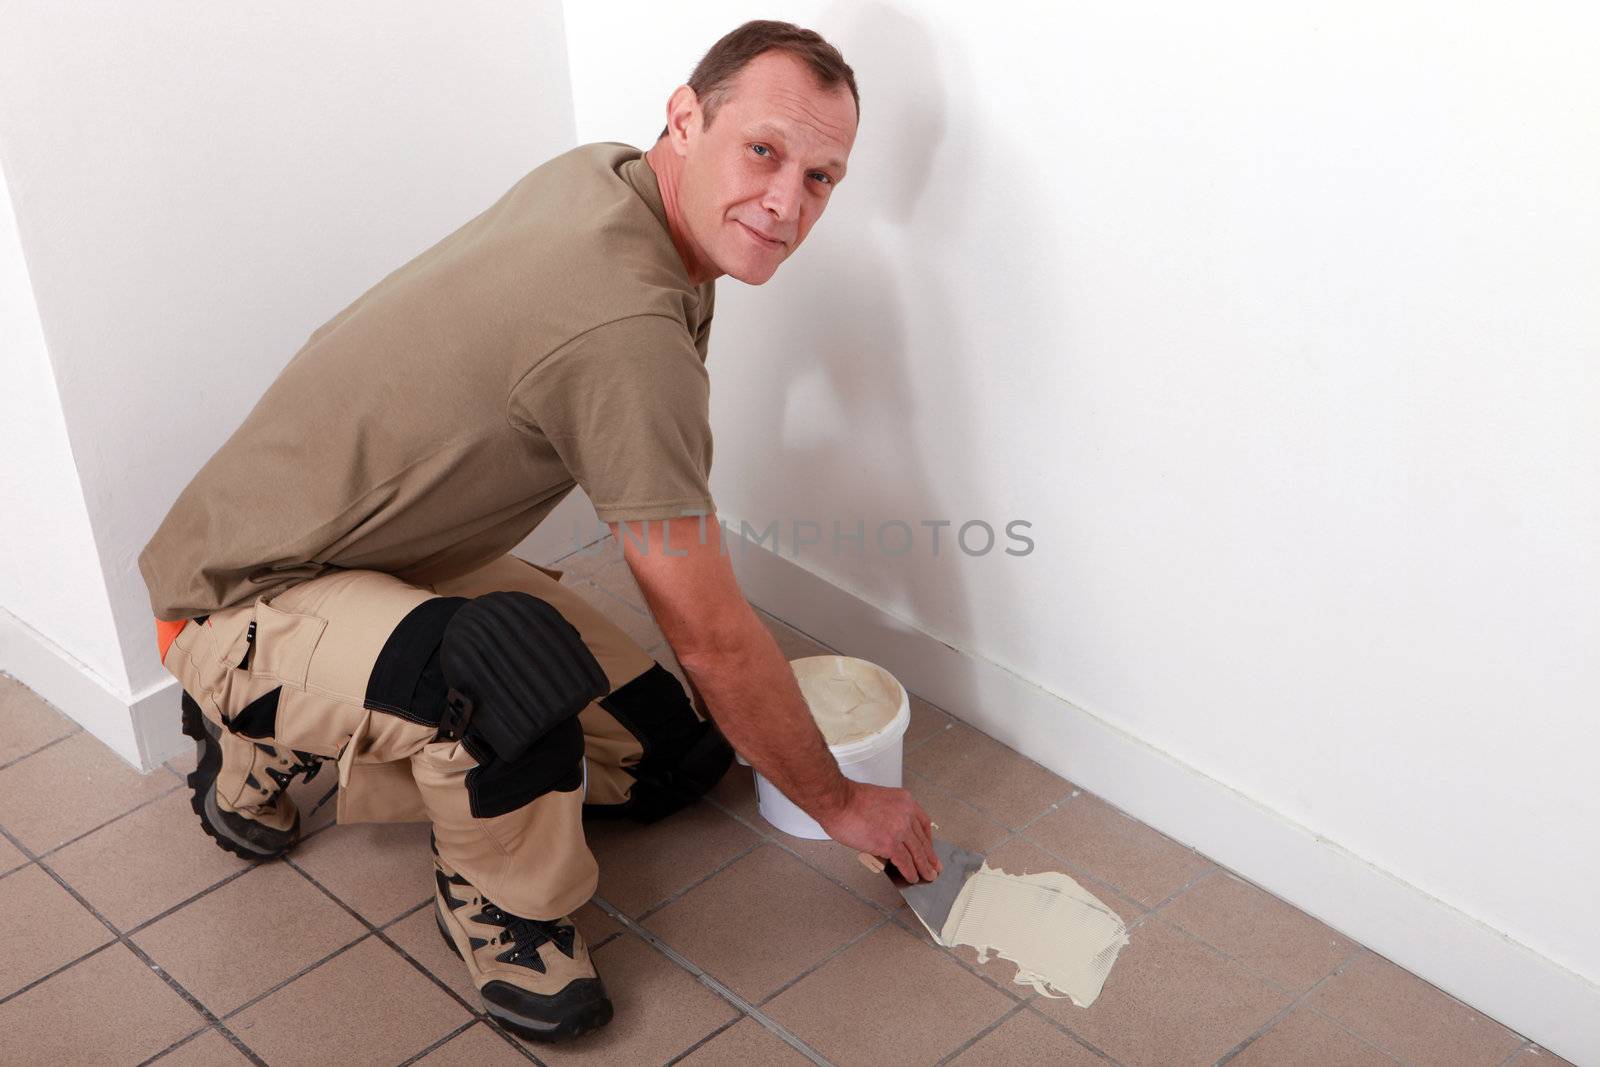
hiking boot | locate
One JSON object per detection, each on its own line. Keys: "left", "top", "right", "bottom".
{"left": 431, "top": 840, "right": 613, "bottom": 1042}
{"left": 181, "top": 691, "right": 326, "bottom": 860}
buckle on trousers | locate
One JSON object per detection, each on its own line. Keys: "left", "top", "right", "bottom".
{"left": 437, "top": 688, "right": 475, "bottom": 742}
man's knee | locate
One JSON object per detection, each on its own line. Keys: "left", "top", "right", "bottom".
{"left": 590, "top": 664, "right": 734, "bottom": 823}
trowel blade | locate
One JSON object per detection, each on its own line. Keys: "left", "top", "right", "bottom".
{"left": 887, "top": 838, "right": 985, "bottom": 941}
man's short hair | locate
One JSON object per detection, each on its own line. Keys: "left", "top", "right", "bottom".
{"left": 657, "top": 19, "right": 859, "bottom": 141}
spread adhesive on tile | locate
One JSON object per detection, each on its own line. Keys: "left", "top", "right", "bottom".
{"left": 937, "top": 863, "right": 1130, "bottom": 1006}
{"left": 791, "top": 656, "right": 902, "bottom": 746}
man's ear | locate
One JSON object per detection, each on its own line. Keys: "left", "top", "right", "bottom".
{"left": 663, "top": 84, "right": 701, "bottom": 155}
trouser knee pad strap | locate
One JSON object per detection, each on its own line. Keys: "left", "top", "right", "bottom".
{"left": 438, "top": 591, "right": 609, "bottom": 765}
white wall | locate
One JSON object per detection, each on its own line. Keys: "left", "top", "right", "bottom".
{"left": 0, "top": 1, "right": 578, "bottom": 763}
{"left": 0, "top": 165, "right": 139, "bottom": 753}
{"left": 563, "top": 0, "right": 1600, "bottom": 1054}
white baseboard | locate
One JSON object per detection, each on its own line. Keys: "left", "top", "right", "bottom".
{"left": 0, "top": 604, "right": 167, "bottom": 770}
{"left": 726, "top": 540, "right": 1599, "bottom": 1066}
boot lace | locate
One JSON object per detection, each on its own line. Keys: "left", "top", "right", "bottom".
{"left": 477, "top": 903, "right": 577, "bottom": 972}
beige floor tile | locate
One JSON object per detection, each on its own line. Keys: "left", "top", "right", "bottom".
{"left": 1230, "top": 1006, "right": 1399, "bottom": 1066}
{"left": 415, "top": 1021, "right": 528, "bottom": 1065}
{"left": 46, "top": 789, "right": 253, "bottom": 931}
{"left": 529, "top": 933, "right": 740, "bottom": 1065}
{"left": 590, "top": 556, "right": 647, "bottom": 608}
{"left": 1022, "top": 792, "right": 1214, "bottom": 907}
{"left": 644, "top": 843, "right": 882, "bottom": 1003}
{"left": 708, "top": 759, "right": 763, "bottom": 826}
{"left": 906, "top": 721, "right": 1072, "bottom": 829}
{"left": 0, "top": 864, "right": 114, "bottom": 997}
{"left": 229, "top": 936, "right": 471, "bottom": 1065}
{"left": 781, "top": 833, "right": 906, "bottom": 912}
{"left": 132, "top": 860, "right": 367, "bottom": 1015}
{"left": 904, "top": 774, "right": 1012, "bottom": 856}
{"left": 163, "top": 744, "right": 198, "bottom": 779}
{"left": 948, "top": 1007, "right": 1107, "bottom": 1066}
{"left": 383, "top": 903, "right": 480, "bottom": 1008}
{"left": 587, "top": 800, "right": 758, "bottom": 916}
{"left": 551, "top": 537, "right": 622, "bottom": 581}
{"left": 571, "top": 580, "right": 665, "bottom": 648}
{"left": 1507, "top": 1046, "right": 1575, "bottom": 1066}
{"left": 1034, "top": 916, "right": 1292, "bottom": 1067}
{"left": 903, "top": 694, "right": 955, "bottom": 749}
{"left": 149, "top": 1027, "right": 255, "bottom": 1066}
{"left": 1304, "top": 950, "right": 1525, "bottom": 1067}
{"left": 0, "top": 832, "right": 26, "bottom": 875}
{"left": 0, "top": 943, "right": 202, "bottom": 1064}
{"left": 290, "top": 819, "right": 434, "bottom": 925}
{"left": 573, "top": 899, "right": 623, "bottom": 945}
{"left": 0, "top": 731, "right": 178, "bottom": 853}
{"left": 1158, "top": 869, "right": 1356, "bottom": 995}
{"left": 678, "top": 1016, "right": 814, "bottom": 1065}
{"left": 910, "top": 836, "right": 1142, "bottom": 996}
{"left": 0, "top": 674, "right": 78, "bottom": 766}
{"left": 765, "top": 922, "right": 1015, "bottom": 1067}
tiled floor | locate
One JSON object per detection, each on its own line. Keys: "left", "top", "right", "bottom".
{"left": 0, "top": 537, "right": 1576, "bottom": 1066}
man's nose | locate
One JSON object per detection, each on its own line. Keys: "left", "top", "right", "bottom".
{"left": 762, "top": 171, "right": 804, "bottom": 225}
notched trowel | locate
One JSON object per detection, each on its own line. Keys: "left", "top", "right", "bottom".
{"left": 857, "top": 838, "right": 985, "bottom": 942}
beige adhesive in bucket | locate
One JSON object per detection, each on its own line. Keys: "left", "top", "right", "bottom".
{"left": 937, "top": 862, "right": 1130, "bottom": 1007}
{"left": 748, "top": 656, "right": 910, "bottom": 839}
{"left": 791, "top": 656, "right": 903, "bottom": 746}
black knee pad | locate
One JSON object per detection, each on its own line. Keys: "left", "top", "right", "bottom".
{"left": 588, "top": 664, "right": 734, "bottom": 824}
{"left": 464, "top": 714, "right": 585, "bottom": 819}
{"left": 438, "top": 590, "right": 609, "bottom": 766}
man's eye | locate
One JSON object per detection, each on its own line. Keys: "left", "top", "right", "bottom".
{"left": 750, "top": 144, "right": 771, "bottom": 157}
{"left": 809, "top": 172, "right": 833, "bottom": 185}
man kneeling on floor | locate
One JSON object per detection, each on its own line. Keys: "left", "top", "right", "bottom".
{"left": 137, "top": 20, "right": 941, "bottom": 1043}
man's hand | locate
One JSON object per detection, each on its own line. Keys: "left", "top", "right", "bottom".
{"left": 816, "top": 780, "right": 943, "bottom": 883}
{"left": 616, "top": 514, "right": 942, "bottom": 883}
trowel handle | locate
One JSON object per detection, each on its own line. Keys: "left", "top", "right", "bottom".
{"left": 856, "top": 851, "right": 886, "bottom": 874}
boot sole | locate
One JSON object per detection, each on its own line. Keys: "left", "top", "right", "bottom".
{"left": 181, "top": 692, "right": 298, "bottom": 861}
{"left": 434, "top": 907, "right": 613, "bottom": 1042}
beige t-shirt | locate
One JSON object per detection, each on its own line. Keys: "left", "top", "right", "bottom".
{"left": 139, "top": 142, "right": 716, "bottom": 620}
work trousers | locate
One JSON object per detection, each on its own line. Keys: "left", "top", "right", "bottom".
{"left": 159, "top": 553, "right": 732, "bottom": 919}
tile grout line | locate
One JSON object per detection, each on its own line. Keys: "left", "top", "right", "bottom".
{"left": 132, "top": 1022, "right": 214, "bottom": 1066}
{"left": 1212, "top": 945, "right": 1405, "bottom": 1067}
{"left": 700, "top": 793, "right": 1050, "bottom": 1007}
{"left": 932, "top": 1000, "right": 1030, "bottom": 1066}
{"left": 1016, "top": 1001, "right": 1129, "bottom": 1066}
{"left": 699, "top": 793, "right": 904, "bottom": 917}
{"left": 755, "top": 914, "right": 898, "bottom": 1010}
{"left": 0, "top": 728, "right": 81, "bottom": 772}
{"left": 631, "top": 838, "right": 765, "bottom": 922}
{"left": 663, "top": 1015, "right": 747, "bottom": 1065}
{"left": 124, "top": 864, "right": 261, "bottom": 939}
{"left": 280, "top": 863, "right": 546, "bottom": 1065}
{"left": 0, "top": 822, "right": 269, "bottom": 1066}
{"left": 280, "top": 855, "right": 488, "bottom": 1023}
{"left": 588, "top": 893, "right": 837, "bottom": 1067}
{"left": 393, "top": 1018, "right": 481, "bottom": 1067}
{"left": 20, "top": 780, "right": 187, "bottom": 864}
{"left": 1493, "top": 1041, "right": 1535, "bottom": 1067}
{"left": 218, "top": 925, "right": 377, "bottom": 1022}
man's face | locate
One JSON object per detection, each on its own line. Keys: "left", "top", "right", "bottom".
{"left": 675, "top": 51, "right": 857, "bottom": 285}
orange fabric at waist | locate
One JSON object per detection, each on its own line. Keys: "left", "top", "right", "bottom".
{"left": 155, "top": 617, "right": 188, "bottom": 664}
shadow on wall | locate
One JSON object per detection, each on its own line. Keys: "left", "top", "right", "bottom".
{"left": 732, "top": 2, "right": 1067, "bottom": 737}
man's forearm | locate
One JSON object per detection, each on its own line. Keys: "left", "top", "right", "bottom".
{"left": 675, "top": 608, "right": 849, "bottom": 822}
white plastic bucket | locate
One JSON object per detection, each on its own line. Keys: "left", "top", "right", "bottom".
{"left": 737, "top": 655, "right": 911, "bottom": 840}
